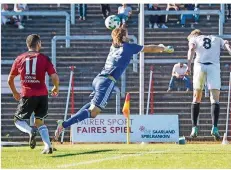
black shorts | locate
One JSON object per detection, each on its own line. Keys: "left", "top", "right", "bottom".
{"left": 15, "top": 95, "right": 48, "bottom": 121}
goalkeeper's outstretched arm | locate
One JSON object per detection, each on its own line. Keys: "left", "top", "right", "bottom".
{"left": 142, "top": 44, "right": 174, "bottom": 53}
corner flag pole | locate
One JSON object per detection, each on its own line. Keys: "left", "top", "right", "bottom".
{"left": 127, "top": 112, "right": 130, "bottom": 144}
{"left": 61, "top": 66, "right": 74, "bottom": 143}
{"left": 123, "top": 93, "right": 130, "bottom": 144}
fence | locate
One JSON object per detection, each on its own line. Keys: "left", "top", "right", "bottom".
{"left": 1, "top": 11, "right": 71, "bottom": 47}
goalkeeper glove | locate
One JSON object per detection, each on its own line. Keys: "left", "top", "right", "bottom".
{"left": 158, "top": 44, "right": 174, "bottom": 53}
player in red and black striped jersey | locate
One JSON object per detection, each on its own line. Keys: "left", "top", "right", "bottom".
{"left": 8, "top": 34, "right": 59, "bottom": 154}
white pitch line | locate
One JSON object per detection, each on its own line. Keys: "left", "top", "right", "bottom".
{"left": 58, "top": 150, "right": 164, "bottom": 168}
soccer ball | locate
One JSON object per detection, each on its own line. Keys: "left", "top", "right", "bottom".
{"left": 105, "top": 15, "right": 121, "bottom": 30}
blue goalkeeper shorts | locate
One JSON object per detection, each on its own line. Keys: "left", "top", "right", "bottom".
{"left": 89, "top": 75, "right": 115, "bottom": 110}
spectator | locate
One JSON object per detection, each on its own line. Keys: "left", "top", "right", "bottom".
{"left": 167, "top": 62, "right": 191, "bottom": 92}
{"left": 166, "top": 4, "right": 181, "bottom": 23}
{"left": 206, "top": 4, "right": 213, "bottom": 20}
{"left": 101, "top": 4, "right": 110, "bottom": 19}
{"left": 147, "top": 4, "right": 152, "bottom": 9}
{"left": 136, "top": 4, "right": 140, "bottom": 11}
{"left": 181, "top": 4, "right": 199, "bottom": 28}
{"left": 136, "top": 4, "right": 140, "bottom": 12}
{"left": 148, "top": 4, "right": 168, "bottom": 29}
{"left": 226, "top": 4, "right": 231, "bottom": 19}
{"left": 1, "top": 4, "right": 10, "bottom": 25}
{"left": 14, "top": 4, "right": 31, "bottom": 21}
{"left": 78, "top": 4, "right": 87, "bottom": 20}
{"left": 117, "top": 4, "right": 132, "bottom": 28}
{"left": 2, "top": 4, "right": 24, "bottom": 29}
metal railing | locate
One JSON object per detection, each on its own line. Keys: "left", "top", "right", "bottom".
{"left": 1, "top": 11, "right": 71, "bottom": 47}
{"left": 219, "top": 35, "right": 231, "bottom": 39}
{"left": 51, "top": 35, "right": 138, "bottom": 97}
{"left": 70, "top": 4, "right": 75, "bottom": 24}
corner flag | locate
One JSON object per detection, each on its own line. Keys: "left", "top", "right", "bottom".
{"left": 122, "top": 93, "right": 130, "bottom": 118}
{"left": 123, "top": 93, "right": 130, "bottom": 144}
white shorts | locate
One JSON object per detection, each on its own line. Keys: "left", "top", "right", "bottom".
{"left": 193, "top": 63, "right": 220, "bottom": 90}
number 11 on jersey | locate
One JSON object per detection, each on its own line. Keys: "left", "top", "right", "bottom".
{"left": 26, "top": 57, "right": 37, "bottom": 75}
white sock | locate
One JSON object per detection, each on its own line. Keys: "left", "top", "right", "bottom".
{"left": 38, "top": 125, "right": 51, "bottom": 149}
{"left": 15, "top": 120, "right": 32, "bottom": 135}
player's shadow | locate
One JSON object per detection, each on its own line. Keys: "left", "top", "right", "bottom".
{"left": 51, "top": 149, "right": 115, "bottom": 158}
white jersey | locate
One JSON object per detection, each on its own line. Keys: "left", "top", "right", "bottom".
{"left": 189, "top": 35, "right": 225, "bottom": 64}
{"left": 172, "top": 63, "right": 188, "bottom": 75}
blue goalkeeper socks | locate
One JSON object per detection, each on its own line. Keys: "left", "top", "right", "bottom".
{"left": 62, "top": 103, "right": 91, "bottom": 128}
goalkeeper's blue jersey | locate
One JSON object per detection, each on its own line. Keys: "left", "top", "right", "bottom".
{"left": 99, "top": 42, "right": 143, "bottom": 81}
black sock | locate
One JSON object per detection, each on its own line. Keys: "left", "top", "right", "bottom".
{"left": 191, "top": 103, "right": 200, "bottom": 126}
{"left": 211, "top": 103, "right": 220, "bottom": 127}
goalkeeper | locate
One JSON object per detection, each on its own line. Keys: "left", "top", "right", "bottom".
{"left": 54, "top": 27, "right": 174, "bottom": 140}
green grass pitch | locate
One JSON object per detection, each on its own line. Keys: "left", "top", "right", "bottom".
{"left": 1, "top": 143, "right": 231, "bottom": 169}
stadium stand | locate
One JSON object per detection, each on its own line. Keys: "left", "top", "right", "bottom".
{"left": 1, "top": 4, "right": 231, "bottom": 142}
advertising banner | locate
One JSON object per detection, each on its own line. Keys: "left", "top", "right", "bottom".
{"left": 71, "top": 115, "right": 179, "bottom": 143}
